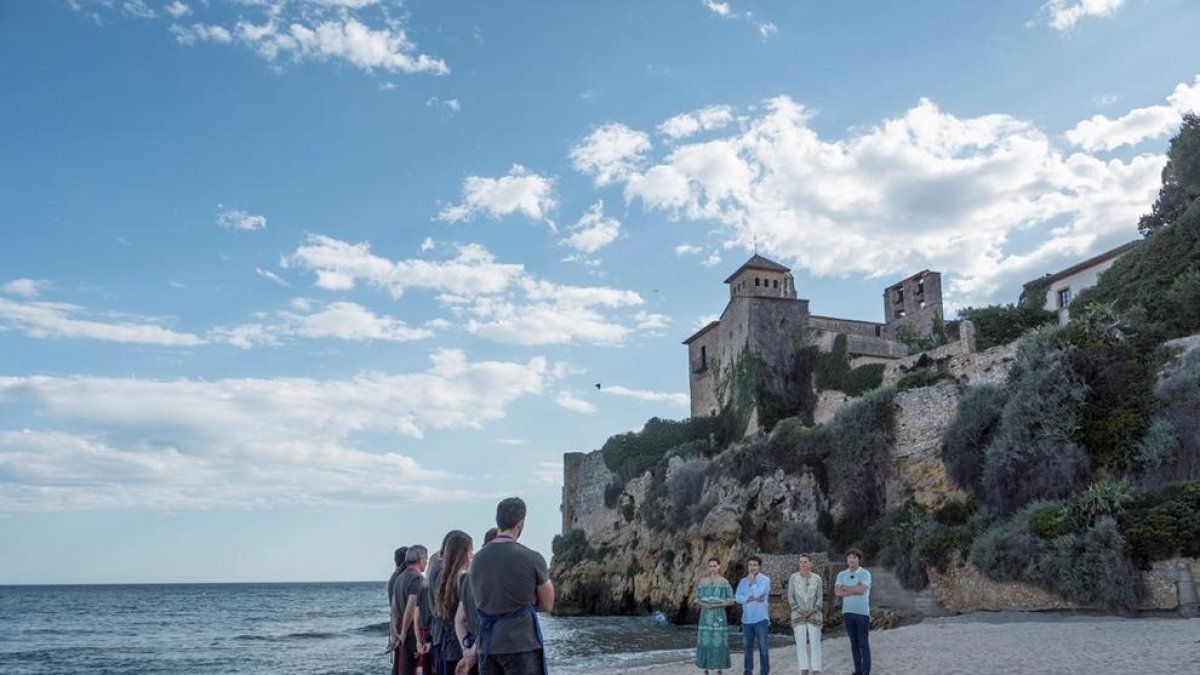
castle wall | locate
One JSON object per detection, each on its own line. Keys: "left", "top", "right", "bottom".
{"left": 809, "top": 315, "right": 884, "bottom": 338}
{"left": 884, "top": 271, "right": 944, "bottom": 338}
{"left": 686, "top": 326, "right": 720, "bottom": 418}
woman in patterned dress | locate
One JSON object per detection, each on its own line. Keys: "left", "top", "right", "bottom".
{"left": 693, "top": 557, "right": 735, "bottom": 674}
{"left": 787, "top": 553, "right": 824, "bottom": 675}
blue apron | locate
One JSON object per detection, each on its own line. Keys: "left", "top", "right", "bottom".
{"left": 476, "top": 603, "right": 547, "bottom": 675}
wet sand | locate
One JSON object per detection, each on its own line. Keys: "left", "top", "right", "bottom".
{"left": 618, "top": 613, "right": 1200, "bottom": 674}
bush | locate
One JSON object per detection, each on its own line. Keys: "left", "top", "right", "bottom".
{"left": 778, "top": 521, "right": 830, "bottom": 554}
{"left": 1066, "top": 481, "right": 1132, "bottom": 528}
{"left": 942, "top": 385, "right": 1008, "bottom": 494}
{"left": 1036, "top": 517, "right": 1140, "bottom": 610}
{"left": 1135, "top": 350, "right": 1200, "bottom": 488}
{"left": 601, "top": 417, "right": 721, "bottom": 472}
{"left": 816, "top": 334, "right": 886, "bottom": 396}
{"left": 969, "top": 505, "right": 1045, "bottom": 582}
{"left": 1028, "top": 503, "right": 1069, "bottom": 539}
{"left": 932, "top": 499, "right": 976, "bottom": 526}
{"left": 825, "top": 387, "right": 897, "bottom": 535}
{"left": 551, "top": 529, "right": 593, "bottom": 567}
{"left": 957, "top": 304, "right": 1057, "bottom": 350}
{"left": 665, "top": 458, "right": 710, "bottom": 530}
{"left": 1120, "top": 480, "right": 1200, "bottom": 568}
{"left": 980, "top": 331, "right": 1091, "bottom": 514}
{"left": 895, "top": 368, "right": 955, "bottom": 390}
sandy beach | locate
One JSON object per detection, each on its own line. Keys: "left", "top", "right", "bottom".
{"left": 618, "top": 613, "right": 1200, "bottom": 675}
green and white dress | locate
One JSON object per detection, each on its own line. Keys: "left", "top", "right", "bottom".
{"left": 693, "top": 578, "right": 734, "bottom": 670}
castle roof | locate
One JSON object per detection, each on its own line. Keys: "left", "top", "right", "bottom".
{"left": 723, "top": 254, "right": 790, "bottom": 283}
{"left": 682, "top": 320, "right": 720, "bottom": 345}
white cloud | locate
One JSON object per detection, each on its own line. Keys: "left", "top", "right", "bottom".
{"left": 170, "top": 23, "right": 233, "bottom": 45}
{"left": 217, "top": 206, "right": 267, "bottom": 231}
{"left": 213, "top": 301, "right": 434, "bottom": 348}
{"left": 531, "top": 461, "right": 563, "bottom": 487}
{"left": 701, "top": 253, "right": 722, "bottom": 267}
{"left": 570, "top": 123, "right": 653, "bottom": 186}
{"left": 674, "top": 244, "right": 703, "bottom": 256}
{"left": 236, "top": 18, "right": 449, "bottom": 75}
{"left": 285, "top": 235, "right": 524, "bottom": 298}
{"left": 426, "top": 96, "right": 462, "bottom": 113}
{"left": 496, "top": 438, "right": 529, "bottom": 446}
{"left": 562, "top": 201, "right": 621, "bottom": 254}
{"left": 0, "top": 350, "right": 548, "bottom": 512}
{"left": 0, "top": 297, "right": 203, "bottom": 346}
{"left": 658, "top": 105, "right": 736, "bottom": 140}
{"left": 164, "top": 1, "right": 190, "bottom": 18}
{"left": 633, "top": 311, "right": 670, "bottom": 330}
{"left": 758, "top": 22, "right": 778, "bottom": 39}
{"left": 608, "top": 92, "right": 1171, "bottom": 307}
{"left": 285, "top": 235, "right": 658, "bottom": 346}
{"left": 378, "top": 81, "right": 397, "bottom": 91}
{"left": 420, "top": 237, "right": 436, "bottom": 251}
{"left": 1065, "top": 75, "right": 1200, "bottom": 151}
{"left": 307, "top": 0, "right": 381, "bottom": 7}
{"left": 437, "top": 165, "right": 557, "bottom": 228}
{"left": 122, "top": 0, "right": 156, "bottom": 19}
{"left": 1, "top": 278, "right": 48, "bottom": 298}
{"left": 1043, "top": 0, "right": 1126, "bottom": 31}
{"left": 600, "top": 385, "right": 689, "bottom": 408}
{"left": 256, "top": 268, "right": 290, "bottom": 287}
{"left": 702, "top": 1, "right": 733, "bottom": 18}
{"left": 555, "top": 391, "right": 597, "bottom": 415}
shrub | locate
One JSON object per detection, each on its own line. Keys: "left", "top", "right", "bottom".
{"left": 551, "top": 529, "right": 593, "bottom": 567}
{"left": 942, "top": 384, "right": 1008, "bottom": 494}
{"left": 957, "top": 304, "right": 1056, "bottom": 350}
{"left": 778, "top": 521, "right": 830, "bottom": 554}
{"left": 895, "top": 368, "right": 955, "bottom": 390}
{"left": 1028, "top": 503, "right": 1069, "bottom": 539}
{"left": 1036, "top": 517, "right": 1140, "bottom": 610}
{"left": 601, "top": 417, "right": 720, "bottom": 472}
{"left": 1135, "top": 350, "right": 1200, "bottom": 488}
{"left": 1066, "top": 481, "right": 1132, "bottom": 528}
{"left": 825, "top": 387, "right": 897, "bottom": 534}
{"left": 665, "top": 458, "right": 710, "bottom": 530}
{"left": 932, "top": 499, "right": 976, "bottom": 526}
{"left": 1120, "top": 480, "right": 1200, "bottom": 568}
{"left": 816, "top": 334, "right": 886, "bottom": 396}
{"left": 980, "top": 331, "right": 1091, "bottom": 514}
{"left": 969, "top": 505, "right": 1044, "bottom": 582}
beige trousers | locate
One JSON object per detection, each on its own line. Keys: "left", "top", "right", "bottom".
{"left": 793, "top": 623, "right": 822, "bottom": 672}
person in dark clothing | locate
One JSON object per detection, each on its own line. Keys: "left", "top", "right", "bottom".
{"left": 393, "top": 545, "right": 430, "bottom": 675}
{"left": 433, "top": 530, "right": 473, "bottom": 675}
{"left": 469, "top": 498, "right": 554, "bottom": 675}
{"left": 388, "top": 547, "right": 409, "bottom": 675}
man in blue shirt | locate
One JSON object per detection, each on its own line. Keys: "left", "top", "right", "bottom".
{"left": 834, "top": 548, "right": 872, "bottom": 675}
{"left": 735, "top": 555, "right": 771, "bottom": 675}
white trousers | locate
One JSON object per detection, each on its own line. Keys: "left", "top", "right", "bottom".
{"left": 793, "top": 623, "right": 822, "bottom": 672}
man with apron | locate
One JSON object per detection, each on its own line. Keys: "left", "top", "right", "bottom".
{"left": 469, "top": 497, "right": 555, "bottom": 675}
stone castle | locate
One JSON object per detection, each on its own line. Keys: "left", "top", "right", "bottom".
{"left": 683, "top": 254, "right": 944, "bottom": 422}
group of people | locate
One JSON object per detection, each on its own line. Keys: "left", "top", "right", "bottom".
{"left": 694, "top": 548, "right": 873, "bottom": 675}
{"left": 388, "top": 497, "right": 553, "bottom": 675}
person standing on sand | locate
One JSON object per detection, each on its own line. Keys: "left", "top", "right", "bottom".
{"left": 787, "top": 554, "right": 823, "bottom": 675}
{"left": 693, "top": 557, "right": 735, "bottom": 674}
{"left": 735, "top": 555, "right": 771, "bottom": 675}
{"left": 833, "top": 548, "right": 871, "bottom": 675}
{"left": 470, "top": 497, "right": 555, "bottom": 675}
{"left": 454, "top": 527, "right": 497, "bottom": 675}
{"left": 394, "top": 545, "right": 432, "bottom": 675}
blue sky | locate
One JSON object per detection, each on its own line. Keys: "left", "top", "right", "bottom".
{"left": 1, "top": 0, "right": 1198, "bottom": 584}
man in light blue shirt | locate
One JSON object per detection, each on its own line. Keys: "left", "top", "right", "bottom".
{"left": 735, "top": 555, "right": 771, "bottom": 675}
{"left": 834, "top": 548, "right": 872, "bottom": 675}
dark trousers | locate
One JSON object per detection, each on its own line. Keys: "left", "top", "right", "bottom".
{"left": 479, "top": 649, "right": 545, "bottom": 675}
{"left": 741, "top": 619, "right": 770, "bottom": 675}
{"left": 392, "top": 643, "right": 417, "bottom": 675}
{"left": 844, "top": 612, "right": 871, "bottom": 675}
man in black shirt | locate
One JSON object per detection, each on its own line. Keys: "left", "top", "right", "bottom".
{"left": 393, "top": 545, "right": 429, "bottom": 675}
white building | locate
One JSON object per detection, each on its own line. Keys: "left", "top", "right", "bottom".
{"left": 1033, "top": 242, "right": 1138, "bottom": 325}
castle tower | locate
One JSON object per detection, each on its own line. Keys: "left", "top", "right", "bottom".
{"left": 882, "top": 270, "right": 944, "bottom": 338}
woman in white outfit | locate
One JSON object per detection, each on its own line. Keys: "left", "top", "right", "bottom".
{"left": 787, "top": 554, "right": 823, "bottom": 675}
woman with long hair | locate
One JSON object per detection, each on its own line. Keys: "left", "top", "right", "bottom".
{"left": 434, "top": 530, "right": 473, "bottom": 675}
{"left": 693, "top": 557, "right": 734, "bottom": 674}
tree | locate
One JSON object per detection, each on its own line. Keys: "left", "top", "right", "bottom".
{"left": 1138, "top": 113, "right": 1200, "bottom": 236}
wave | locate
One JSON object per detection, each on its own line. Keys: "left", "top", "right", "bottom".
{"left": 232, "top": 630, "right": 340, "bottom": 642}
{"left": 352, "top": 621, "right": 391, "bottom": 635}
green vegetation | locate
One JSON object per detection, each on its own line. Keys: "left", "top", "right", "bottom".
{"left": 551, "top": 528, "right": 594, "bottom": 567}
{"left": 956, "top": 304, "right": 1056, "bottom": 350}
{"left": 894, "top": 368, "right": 955, "bottom": 390}
{"left": 1120, "top": 480, "right": 1200, "bottom": 569}
{"left": 941, "top": 384, "right": 1007, "bottom": 494}
{"left": 815, "top": 334, "right": 886, "bottom": 395}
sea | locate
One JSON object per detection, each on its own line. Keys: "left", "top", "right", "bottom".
{"left": 0, "top": 582, "right": 792, "bottom": 674}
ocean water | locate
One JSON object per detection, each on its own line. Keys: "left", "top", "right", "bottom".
{"left": 0, "top": 583, "right": 788, "bottom": 674}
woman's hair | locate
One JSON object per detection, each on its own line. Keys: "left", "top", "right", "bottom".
{"left": 707, "top": 557, "right": 721, "bottom": 565}
{"left": 797, "top": 553, "right": 812, "bottom": 563}
{"left": 435, "top": 530, "right": 473, "bottom": 619}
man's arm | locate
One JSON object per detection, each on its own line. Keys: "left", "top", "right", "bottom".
{"left": 734, "top": 579, "right": 749, "bottom": 605}
{"left": 535, "top": 579, "right": 555, "bottom": 613}
{"left": 757, "top": 576, "right": 771, "bottom": 602}
{"left": 399, "top": 593, "right": 418, "bottom": 645}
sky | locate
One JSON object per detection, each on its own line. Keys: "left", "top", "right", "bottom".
{"left": 1, "top": 0, "right": 1198, "bottom": 584}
